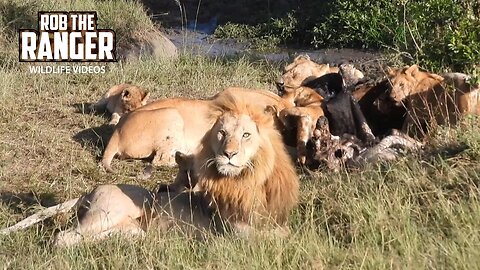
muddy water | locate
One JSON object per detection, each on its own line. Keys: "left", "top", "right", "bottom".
{"left": 165, "top": 28, "right": 387, "bottom": 78}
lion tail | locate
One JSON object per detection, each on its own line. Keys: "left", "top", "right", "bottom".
{"left": 101, "top": 134, "right": 119, "bottom": 173}
{"left": 100, "top": 158, "right": 115, "bottom": 173}
{"left": 0, "top": 197, "right": 80, "bottom": 235}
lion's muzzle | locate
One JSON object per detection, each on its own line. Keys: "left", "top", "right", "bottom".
{"left": 275, "top": 77, "right": 285, "bottom": 95}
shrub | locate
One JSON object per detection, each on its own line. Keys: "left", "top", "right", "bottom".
{"left": 214, "top": 13, "right": 298, "bottom": 51}
{"left": 312, "top": 0, "right": 480, "bottom": 72}
{"left": 214, "top": 0, "right": 479, "bottom": 72}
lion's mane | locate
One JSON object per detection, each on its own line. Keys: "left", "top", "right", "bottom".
{"left": 195, "top": 93, "right": 300, "bottom": 226}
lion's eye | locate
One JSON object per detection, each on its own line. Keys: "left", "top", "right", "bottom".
{"left": 243, "top": 132, "right": 251, "bottom": 139}
{"left": 218, "top": 130, "right": 226, "bottom": 137}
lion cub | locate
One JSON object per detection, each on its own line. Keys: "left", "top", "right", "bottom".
{"left": 90, "top": 83, "right": 150, "bottom": 125}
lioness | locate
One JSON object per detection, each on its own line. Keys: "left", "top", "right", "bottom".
{"left": 278, "top": 86, "right": 325, "bottom": 164}
{"left": 0, "top": 153, "right": 203, "bottom": 247}
{"left": 273, "top": 56, "right": 367, "bottom": 164}
{"left": 275, "top": 54, "right": 364, "bottom": 94}
{"left": 387, "top": 65, "right": 480, "bottom": 135}
{"left": 90, "top": 83, "right": 150, "bottom": 125}
{"left": 101, "top": 87, "right": 292, "bottom": 172}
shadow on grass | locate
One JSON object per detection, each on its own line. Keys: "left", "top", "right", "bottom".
{"left": 426, "top": 142, "right": 469, "bottom": 159}
{"left": 0, "top": 2, "right": 37, "bottom": 38}
{"left": 72, "top": 125, "right": 114, "bottom": 160}
{"left": 71, "top": 102, "right": 111, "bottom": 118}
{"left": 0, "top": 191, "right": 58, "bottom": 214}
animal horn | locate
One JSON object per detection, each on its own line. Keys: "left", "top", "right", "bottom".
{"left": 0, "top": 198, "right": 80, "bottom": 235}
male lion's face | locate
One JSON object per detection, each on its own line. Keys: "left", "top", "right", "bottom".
{"left": 209, "top": 112, "right": 261, "bottom": 177}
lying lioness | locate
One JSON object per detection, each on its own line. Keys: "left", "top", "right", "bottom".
{"left": 90, "top": 83, "right": 150, "bottom": 125}
{"left": 275, "top": 54, "right": 364, "bottom": 94}
{"left": 101, "top": 87, "right": 293, "bottom": 172}
{"left": 0, "top": 152, "right": 204, "bottom": 247}
{"left": 387, "top": 65, "right": 479, "bottom": 135}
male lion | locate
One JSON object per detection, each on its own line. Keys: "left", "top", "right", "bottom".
{"left": 387, "top": 65, "right": 480, "bottom": 135}
{"left": 101, "top": 87, "right": 292, "bottom": 172}
{"left": 90, "top": 83, "right": 150, "bottom": 125}
{"left": 193, "top": 93, "right": 299, "bottom": 234}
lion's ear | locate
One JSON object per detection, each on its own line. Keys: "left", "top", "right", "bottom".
{"left": 175, "top": 151, "right": 186, "bottom": 165}
{"left": 294, "top": 54, "right": 310, "bottom": 63}
{"left": 121, "top": 89, "right": 131, "bottom": 100}
{"left": 141, "top": 91, "right": 150, "bottom": 105}
{"left": 175, "top": 151, "right": 193, "bottom": 169}
{"left": 386, "top": 66, "right": 395, "bottom": 76}
{"left": 264, "top": 105, "right": 278, "bottom": 117}
{"left": 431, "top": 73, "right": 444, "bottom": 82}
{"left": 405, "top": 64, "right": 419, "bottom": 76}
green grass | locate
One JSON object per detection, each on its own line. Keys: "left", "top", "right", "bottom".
{"left": 1, "top": 0, "right": 480, "bottom": 269}
{"left": 0, "top": 53, "right": 479, "bottom": 269}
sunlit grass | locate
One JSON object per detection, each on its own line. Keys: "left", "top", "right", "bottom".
{"left": 0, "top": 0, "right": 479, "bottom": 269}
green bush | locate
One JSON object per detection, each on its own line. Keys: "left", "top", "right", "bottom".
{"left": 214, "top": 0, "right": 479, "bottom": 72}
{"left": 312, "top": 0, "right": 480, "bottom": 72}
{"left": 214, "top": 13, "right": 298, "bottom": 51}
{"left": 312, "top": 1, "right": 402, "bottom": 50}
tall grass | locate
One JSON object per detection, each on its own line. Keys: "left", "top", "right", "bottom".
{"left": 1, "top": 53, "right": 479, "bottom": 269}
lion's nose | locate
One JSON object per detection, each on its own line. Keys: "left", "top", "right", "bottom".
{"left": 275, "top": 77, "right": 284, "bottom": 88}
{"left": 275, "top": 77, "right": 285, "bottom": 95}
{"left": 224, "top": 150, "right": 238, "bottom": 159}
